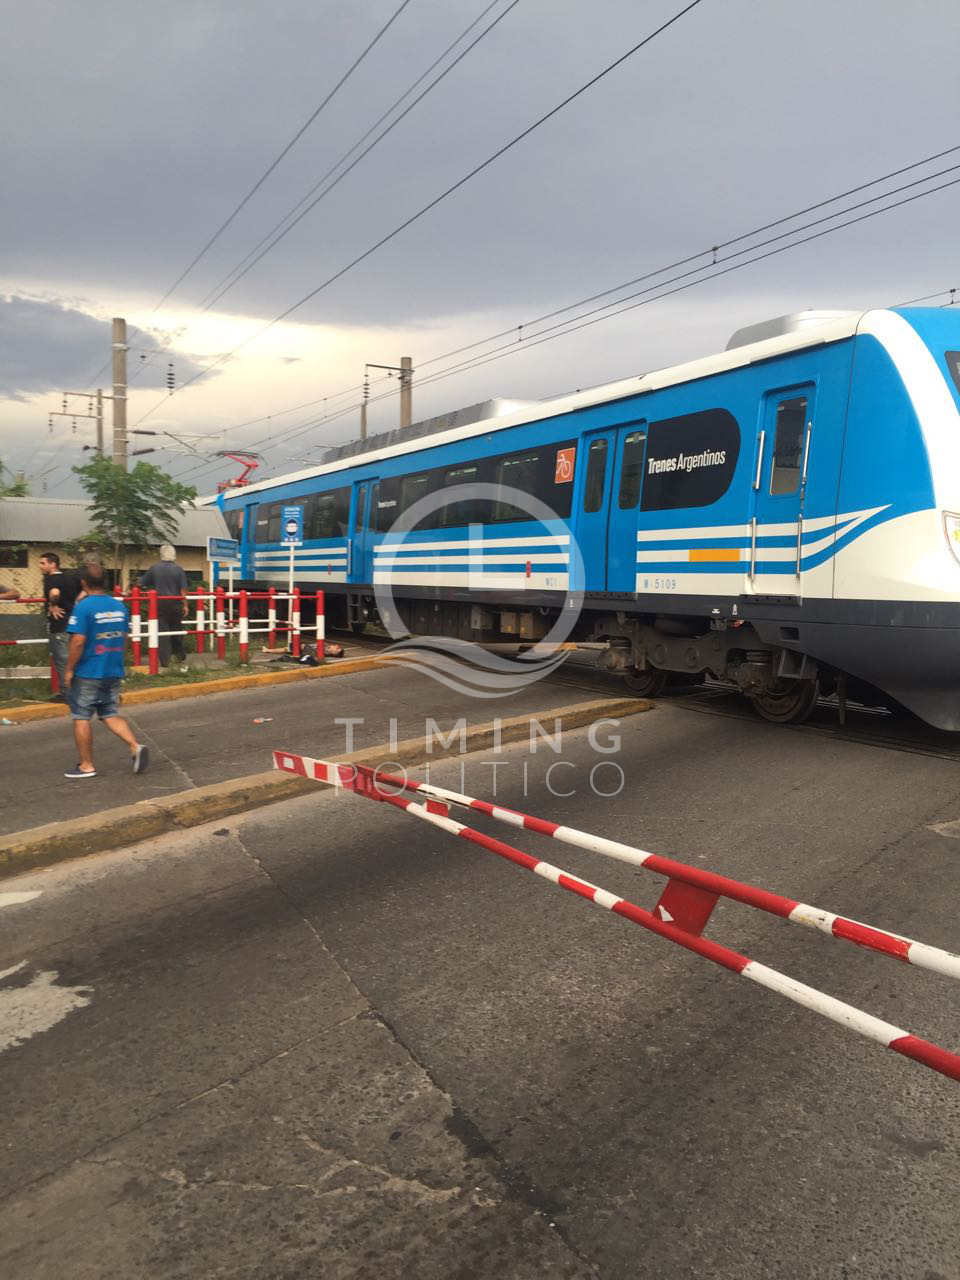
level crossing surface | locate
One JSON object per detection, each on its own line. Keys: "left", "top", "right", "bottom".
{"left": 2, "top": 705, "right": 959, "bottom": 1278}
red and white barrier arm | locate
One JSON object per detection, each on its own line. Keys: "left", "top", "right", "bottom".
{"left": 342, "top": 763, "right": 960, "bottom": 984}
{"left": 271, "top": 750, "right": 960, "bottom": 1085}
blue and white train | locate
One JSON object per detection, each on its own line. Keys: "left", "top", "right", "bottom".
{"left": 216, "top": 307, "right": 960, "bottom": 729}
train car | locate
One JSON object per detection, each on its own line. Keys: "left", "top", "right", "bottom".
{"left": 218, "top": 307, "right": 960, "bottom": 729}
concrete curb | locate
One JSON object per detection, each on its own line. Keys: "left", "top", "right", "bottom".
{"left": 0, "top": 697, "right": 649, "bottom": 879}
{"left": 0, "top": 655, "right": 394, "bottom": 723}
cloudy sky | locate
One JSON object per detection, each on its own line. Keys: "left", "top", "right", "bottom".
{"left": 2, "top": 0, "right": 958, "bottom": 496}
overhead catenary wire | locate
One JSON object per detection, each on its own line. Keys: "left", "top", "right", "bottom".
{"left": 165, "top": 157, "right": 960, "bottom": 483}
{"left": 190, "top": 0, "right": 518, "bottom": 323}
{"left": 130, "top": 0, "right": 708, "bottom": 430}
{"left": 126, "top": 1, "right": 516, "bottom": 395}
{"left": 148, "top": 0, "right": 416, "bottom": 318}
{"left": 167, "top": 140, "right": 960, "bottom": 470}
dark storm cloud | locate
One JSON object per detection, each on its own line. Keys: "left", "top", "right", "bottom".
{"left": 0, "top": 296, "right": 209, "bottom": 398}
{"left": 4, "top": 0, "right": 958, "bottom": 333}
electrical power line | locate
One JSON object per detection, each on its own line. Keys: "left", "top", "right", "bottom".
{"left": 130, "top": 0, "right": 708, "bottom": 430}
{"left": 167, "top": 147, "right": 960, "bottom": 478}
{"left": 149, "top": 0, "right": 416, "bottom": 317}
{"left": 190, "top": 0, "right": 516, "bottom": 322}
{"left": 121, "top": 2, "right": 514, "bottom": 398}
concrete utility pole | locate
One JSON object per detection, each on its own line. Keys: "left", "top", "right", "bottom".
{"left": 111, "top": 317, "right": 128, "bottom": 468}
{"left": 363, "top": 357, "right": 414, "bottom": 440}
{"left": 399, "top": 355, "right": 413, "bottom": 429}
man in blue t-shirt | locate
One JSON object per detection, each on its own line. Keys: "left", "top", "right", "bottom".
{"left": 63, "top": 565, "right": 150, "bottom": 779}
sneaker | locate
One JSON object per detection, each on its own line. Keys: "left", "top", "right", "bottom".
{"left": 64, "top": 764, "right": 96, "bottom": 779}
{"left": 133, "top": 744, "right": 150, "bottom": 775}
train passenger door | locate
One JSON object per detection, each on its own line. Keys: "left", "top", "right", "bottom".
{"left": 575, "top": 431, "right": 614, "bottom": 591}
{"left": 574, "top": 425, "right": 647, "bottom": 592}
{"left": 348, "top": 480, "right": 377, "bottom": 584}
{"left": 748, "top": 386, "right": 815, "bottom": 597}
{"left": 607, "top": 423, "right": 647, "bottom": 591}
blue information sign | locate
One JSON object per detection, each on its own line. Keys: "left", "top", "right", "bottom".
{"left": 206, "top": 536, "right": 240, "bottom": 564}
{"left": 282, "top": 505, "right": 304, "bottom": 546}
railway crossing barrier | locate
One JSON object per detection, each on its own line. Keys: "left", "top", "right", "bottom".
{"left": 273, "top": 748, "right": 960, "bottom": 1086}
{"left": 1, "top": 589, "right": 325, "bottom": 689}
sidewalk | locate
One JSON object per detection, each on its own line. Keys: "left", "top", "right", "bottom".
{"left": 0, "top": 663, "right": 638, "bottom": 837}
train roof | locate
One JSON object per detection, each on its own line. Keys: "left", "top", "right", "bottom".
{"left": 221, "top": 308, "right": 872, "bottom": 501}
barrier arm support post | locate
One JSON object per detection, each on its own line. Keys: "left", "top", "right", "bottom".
{"left": 291, "top": 587, "right": 301, "bottom": 658}
{"left": 238, "top": 590, "right": 249, "bottom": 665}
{"left": 195, "top": 590, "right": 205, "bottom": 654}
{"left": 215, "top": 586, "right": 226, "bottom": 661}
{"left": 316, "top": 590, "right": 325, "bottom": 661}
{"left": 129, "top": 584, "right": 142, "bottom": 667}
{"left": 268, "top": 586, "right": 277, "bottom": 648}
{"left": 147, "top": 590, "right": 159, "bottom": 675}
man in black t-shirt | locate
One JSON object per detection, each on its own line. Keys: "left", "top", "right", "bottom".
{"left": 40, "top": 551, "right": 81, "bottom": 699}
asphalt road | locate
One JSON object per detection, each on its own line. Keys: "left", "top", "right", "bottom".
{"left": 3, "top": 702, "right": 960, "bottom": 1278}
{"left": 0, "top": 662, "right": 609, "bottom": 836}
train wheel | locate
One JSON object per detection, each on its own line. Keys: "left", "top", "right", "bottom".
{"left": 750, "top": 678, "right": 819, "bottom": 724}
{"left": 623, "top": 667, "right": 668, "bottom": 697}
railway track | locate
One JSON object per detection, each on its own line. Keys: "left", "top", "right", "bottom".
{"left": 329, "top": 630, "right": 960, "bottom": 762}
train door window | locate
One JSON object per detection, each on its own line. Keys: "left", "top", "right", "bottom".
{"left": 369, "top": 483, "right": 379, "bottom": 527}
{"left": 618, "top": 430, "right": 646, "bottom": 509}
{"left": 583, "top": 439, "right": 608, "bottom": 513}
{"left": 354, "top": 488, "right": 366, "bottom": 531}
{"left": 770, "top": 396, "right": 807, "bottom": 495}
{"left": 223, "top": 508, "right": 244, "bottom": 540}
{"left": 495, "top": 452, "right": 540, "bottom": 521}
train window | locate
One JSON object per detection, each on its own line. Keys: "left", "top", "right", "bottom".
{"left": 583, "top": 439, "right": 608, "bottom": 513}
{"left": 770, "top": 397, "right": 807, "bottom": 496}
{"left": 400, "top": 473, "right": 432, "bottom": 519}
{"left": 441, "top": 464, "right": 490, "bottom": 527}
{"left": 946, "top": 351, "right": 960, "bottom": 396}
{"left": 255, "top": 502, "right": 282, "bottom": 542}
{"left": 618, "top": 430, "right": 646, "bottom": 509}
{"left": 223, "top": 509, "right": 244, "bottom": 540}
{"left": 354, "top": 489, "right": 366, "bottom": 531}
{"left": 306, "top": 487, "right": 350, "bottom": 539}
{"left": 494, "top": 453, "right": 540, "bottom": 521}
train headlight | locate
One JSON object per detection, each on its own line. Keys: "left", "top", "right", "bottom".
{"left": 944, "top": 513, "right": 960, "bottom": 566}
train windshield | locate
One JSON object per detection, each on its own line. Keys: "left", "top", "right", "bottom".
{"left": 946, "top": 351, "right": 960, "bottom": 398}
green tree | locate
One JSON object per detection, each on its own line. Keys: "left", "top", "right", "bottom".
{"left": 73, "top": 456, "right": 197, "bottom": 586}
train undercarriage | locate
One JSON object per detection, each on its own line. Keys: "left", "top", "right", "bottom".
{"left": 323, "top": 589, "right": 879, "bottom": 726}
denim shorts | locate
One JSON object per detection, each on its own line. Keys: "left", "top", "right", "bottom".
{"left": 70, "top": 677, "right": 123, "bottom": 720}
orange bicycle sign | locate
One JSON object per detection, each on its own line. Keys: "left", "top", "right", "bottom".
{"left": 555, "top": 447, "right": 575, "bottom": 483}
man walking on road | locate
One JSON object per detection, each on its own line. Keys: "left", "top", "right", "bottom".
{"left": 139, "top": 544, "right": 188, "bottom": 669}
{"left": 39, "top": 551, "right": 81, "bottom": 700}
{"left": 63, "top": 564, "right": 149, "bottom": 779}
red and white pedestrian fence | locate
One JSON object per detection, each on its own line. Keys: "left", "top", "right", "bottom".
{"left": 273, "top": 749, "right": 960, "bottom": 1085}
{"left": 2, "top": 588, "right": 324, "bottom": 686}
